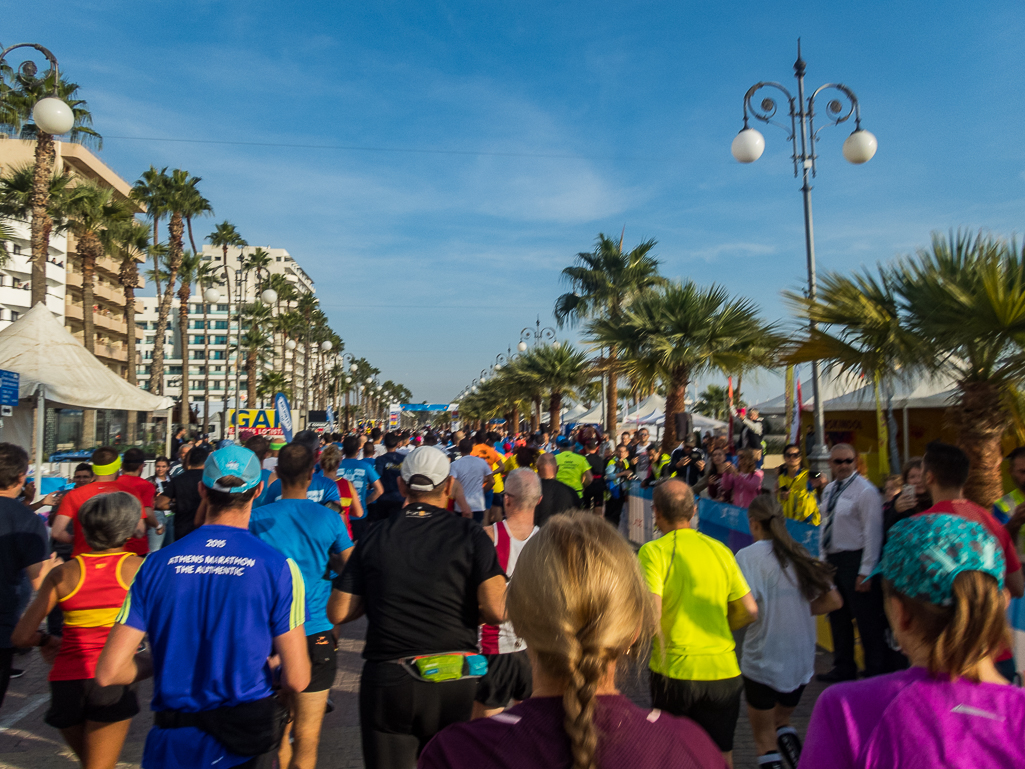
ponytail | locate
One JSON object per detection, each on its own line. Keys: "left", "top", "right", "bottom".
{"left": 560, "top": 636, "right": 604, "bottom": 769}
{"left": 887, "top": 570, "right": 1009, "bottom": 682}
{"left": 748, "top": 496, "right": 834, "bottom": 601}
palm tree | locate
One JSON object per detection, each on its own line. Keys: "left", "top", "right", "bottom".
{"left": 149, "top": 170, "right": 204, "bottom": 395}
{"left": 785, "top": 267, "right": 918, "bottom": 475}
{"left": 195, "top": 260, "right": 224, "bottom": 428}
{"left": 258, "top": 371, "right": 291, "bottom": 408}
{"left": 554, "top": 233, "right": 666, "bottom": 434}
{"left": 181, "top": 185, "right": 212, "bottom": 256}
{"left": 175, "top": 251, "right": 204, "bottom": 404}
{"left": 233, "top": 324, "right": 272, "bottom": 407}
{"left": 130, "top": 166, "right": 169, "bottom": 299}
{"left": 589, "top": 281, "right": 780, "bottom": 454}
{"left": 63, "top": 182, "right": 131, "bottom": 353}
{"left": 102, "top": 217, "right": 150, "bottom": 384}
{"left": 896, "top": 231, "right": 1025, "bottom": 506}
{"left": 1, "top": 71, "right": 102, "bottom": 306}
{"left": 296, "top": 294, "right": 320, "bottom": 414}
{"left": 515, "top": 344, "right": 593, "bottom": 434}
{"left": 264, "top": 274, "right": 297, "bottom": 370}
{"left": 694, "top": 384, "right": 731, "bottom": 421}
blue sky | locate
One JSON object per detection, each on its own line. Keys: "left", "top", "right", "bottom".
{"left": 6, "top": 1, "right": 1025, "bottom": 403}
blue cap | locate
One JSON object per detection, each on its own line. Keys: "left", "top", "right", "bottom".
{"left": 202, "top": 445, "right": 263, "bottom": 493}
{"left": 868, "top": 513, "right": 1005, "bottom": 607}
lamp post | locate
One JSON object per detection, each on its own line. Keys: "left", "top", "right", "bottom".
{"left": 731, "top": 41, "right": 876, "bottom": 475}
{"left": 338, "top": 353, "right": 357, "bottom": 432}
{"left": 518, "top": 316, "right": 559, "bottom": 351}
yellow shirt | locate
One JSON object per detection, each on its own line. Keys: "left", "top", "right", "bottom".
{"left": 555, "top": 452, "right": 591, "bottom": 496}
{"left": 472, "top": 445, "right": 505, "bottom": 494}
{"left": 777, "top": 468, "right": 821, "bottom": 525}
{"left": 639, "top": 528, "right": 750, "bottom": 681}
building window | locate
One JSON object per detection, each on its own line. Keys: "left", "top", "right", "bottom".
{"left": 143, "top": 351, "right": 152, "bottom": 360}
{"left": 168, "top": 366, "right": 182, "bottom": 375}
{"left": 11, "top": 244, "right": 21, "bottom": 255}
{"left": 213, "top": 320, "right": 228, "bottom": 329}
{"left": 192, "top": 335, "right": 205, "bottom": 345}
{"left": 212, "top": 336, "right": 227, "bottom": 345}
{"left": 209, "top": 351, "right": 226, "bottom": 360}
{"left": 276, "top": 256, "right": 282, "bottom": 262}
{"left": 191, "top": 304, "right": 202, "bottom": 313}
{"left": 216, "top": 304, "right": 228, "bottom": 312}
{"left": 8, "top": 311, "right": 16, "bottom": 322}
{"left": 145, "top": 336, "right": 155, "bottom": 345}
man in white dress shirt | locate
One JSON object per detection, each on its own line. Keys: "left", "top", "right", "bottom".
{"left": 817, "top": 443, "right": 886, "bottom": 682}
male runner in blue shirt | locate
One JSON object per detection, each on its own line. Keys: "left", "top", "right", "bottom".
{"left": 97, "top": 446, "right": 310, "bottom": 769}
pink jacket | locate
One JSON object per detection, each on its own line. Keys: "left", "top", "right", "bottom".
{"left": 721, "top": 469, "right": 764, "bottom": 509}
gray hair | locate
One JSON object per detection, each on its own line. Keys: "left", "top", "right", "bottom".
{"left": 536, "top": 453, "right": 558, "bottom": 471}
{"left": 505, "top": 468, "right": 542, "bottom": 511}
{"left": 79, "top": 492, "right": 141, "bottom": 551}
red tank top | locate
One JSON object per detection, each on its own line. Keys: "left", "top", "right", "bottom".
{"left": 50, "top": 552, "right": 134, "bottom": 681}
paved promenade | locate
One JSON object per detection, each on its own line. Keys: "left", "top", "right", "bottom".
{"left": 0, "top": 617, "right": 833, "bottom": 768}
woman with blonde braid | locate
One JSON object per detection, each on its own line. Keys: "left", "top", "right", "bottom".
{"left": 418, "top": 514, "right": 724, "bottom": 769}
{"left": 735, "top": 497, "right": 841, "bottom": 769}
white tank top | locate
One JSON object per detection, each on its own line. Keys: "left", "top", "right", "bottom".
{"left": 479, "top": 520, "right": 538, "bottom": 654}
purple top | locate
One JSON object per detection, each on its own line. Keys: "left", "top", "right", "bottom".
{"left": 800, "top": 667, "right": 1025, "bottom": 769}
{"left": 419, "top": 694, "right": 725, "bottom": 769}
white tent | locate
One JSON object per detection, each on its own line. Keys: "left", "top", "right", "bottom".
{"left": 750, "top": 366, "right": 864, "bottom": 415}
{"left": 562, "top": 403, "right": 589, "bottom": 422}
{"left": 0, "top": 304, "right": 174, "bottom": 474}
{"left": 819, "top": 373, "right": 958, "bottom": 412}
{"left": 619, "top": 393, "right": 666, "bottom": 424}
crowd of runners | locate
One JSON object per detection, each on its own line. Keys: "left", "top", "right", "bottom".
{"left": 0, "top": 423, "right": 1024, "bottom": 768}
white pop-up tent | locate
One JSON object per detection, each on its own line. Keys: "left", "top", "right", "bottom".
{"left": 619, "top": 393, "right": 666, "bottom": 425}
{"left": 0, "top": 304, "right": 174, "bottom": 474}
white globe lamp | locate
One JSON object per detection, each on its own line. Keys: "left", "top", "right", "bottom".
{"left": 345, "top": 376, "right": 352, "bottom": 384}
{"left": 518, "top": 341, "right": 527, "bottom": 352}
{"left": 285, "top": 339, "right": 296, "bottom": 351}
{"left": 32, "top": 97, "right": 75, "bottom": 135}
{"left": 552, "top": 340, "right": 561, "bottom": 349}
{"left": 842, "top": 129, "right": 878, "bottom": 164}
{"left": 260, "top": 288, "right": 278, "bottom": 304}
{"left": 349, "top": 363, "right": 358, "bottom": 373}
{"left": 731, "top": 128, "right": 765, "bottom": 163}
{"left": 321, "top": 340, "right": 333, "bottom": 352}
{"left": 203, "top": 287, "right": 221, "bottom": 303}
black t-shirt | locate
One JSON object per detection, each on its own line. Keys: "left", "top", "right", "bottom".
{"left": 0, "top": 497, "right": 47, "bottom": 647}
{"left": 584, "top": 451, "right": 606, "bottom": 489}
{"left": 334, "top": 502, "right": 504, "bottom": 661}
{"left": 536, "top": 478, "right": 582, "bottom": 527}
{"left": 163, "top": 469, "right": 205, "bottom": 541}
{"left": 374, "top": 451, "right": 405, "bottom": 505}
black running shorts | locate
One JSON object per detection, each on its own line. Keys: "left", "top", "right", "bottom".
{"left": 45, "top": 678, "right": 139, "bottom": 729}
{"left": 649, "top": 671, "right": 743, "bottom": 753}
{"left": 305, "top": 631, "right": 338, "bottom": 693}
{"left": 475, "top": 651, "right": 532, "bottom": 708}
{"left": 742, "top": 676, "right": 806, "bottom": 710}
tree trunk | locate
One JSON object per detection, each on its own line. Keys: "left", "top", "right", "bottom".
{"left": 247, "top": 349, "right": 258, "bottom": 406}
{"left": 510, "top": 404, "right": 519, "bottom": 437}
{"left": 549, "top": 390, "right": 563, "bottom": 434}
{"left": 151, "top": 218, "right": 162, "bottom": 300}
{"left": 661, "top": 365, "right": 689, "bottom": 455}
{"left": 80, "top": 243, "right": 97, "bottom": 354}
{"left": 178, "top": 284, "right": 191, "bottom": 416}
{"left": 120, "top": 260, "right": 139, "bottom": 385}
{"left": 954, "top": 381, "right": 1008, "bottom": 507}
{"left": 344, "top": 389, "right": 350, "bottom": 432}
{"left": 30, "top": 133, "right": 55, "bottom": 308}
{"left": 607, "top": 347, "right": 618, "bottom": 437}
{"left": 530, "top": 398, "right": 540, "bottom": 432}
{"left": 303, "top": 337, "right": 310, "bottom": 418}
{"left": 202, "top": 296, "right": 210, "bottom": 430}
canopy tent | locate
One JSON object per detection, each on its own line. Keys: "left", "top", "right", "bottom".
{"left": 619, "top": 393, "right": 666, "bottom": 424}
{"left": 0, "top": 304, "right": 174, "bottom": 474}
{"left": 640, "top": 411, "right": 727, "bottom": 433}
{"left": 561, "top": 403, "right": 589, "bottom": 422}
{"left": 750, "top": 366, "right": 864, "bottom": 415}
{"left": 818, "top": 374, "right": 958, "bottom": 412}
{"left": 570, "top": 401, "right": 606, "bottom": 425}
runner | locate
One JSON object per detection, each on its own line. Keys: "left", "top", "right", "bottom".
{"left": 155, "top": 446, "right": 210, "bottom": 542}
{"left": 639, "top": 479, "right": 758, "bottom": 767}
{"left": 250, "top": 443, "right": 354, "bottom": 769}
{"left": 243, "top": 435, "right": 276, "bottom": 508}
{"left": 581, "top": 439, "right": 606, "bottom": 517}
{"left": 95, "top": 445, "right": 311, "bottom": 769}
{"left": 603, "top": 443, "right": 634, "bottom": 529}
{"left": 0, "top": 443, "right": 56, "bottom": 709}
{"left": 116, "top": 447, "right": 161, "bottom": 555}
{"left": 419, "top": 513, "right": 724, "bottom": 769}
{"left": 339, "top": 435, "right": 383, "bottom": 539}
{"left": 13, "top": 492, "right": 144, "bottom": 769}
{"left": 318, "top": 445, "right": 363, "bottom": 537}
{"left": 450, "top": 438, "right": 494, "bottom": 523}
{"left": 554, "top": 439, "right": 593, "bottom": 499}
{"left": 735, "top": 496, "right": 841, "bottom": 769}
{"left": 534, "top": 453, "right": 581, "bottom": 527}
{"left": 373, "top": 434, "right": 406, "bottom": 522}
{"left": 328, "top": 446, "right": 506, "bottom": 768}
{"left": 997, "top": 446, "right": 1025, "bottom": 547}
{"left": 258, "top": 431, "right": 341, "bottom": 510}
{"left": 801, "top": 514, "right": 1025, "bottom": 768}
{"left": 471, "top": 431, "right": 506, "bottom": 523}
{"left": 474, "top": 468, "right": 540, "bottom": 719}
{"left": 53, "top": 447, "right": 148, "bottom": 557}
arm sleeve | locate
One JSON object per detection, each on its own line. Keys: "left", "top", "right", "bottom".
{"left": 725, "top": 549, "right": 752, "bottom": 601}
{"left": 330, "top": 515, "right": 354, "bottom": 554}
{"left": 271, "top": 558, "right": 306, "bottom": 636}
{"left": 137, "top": 483, "right": 156, "bottom": 509}
{"left": 638, "top": 543, "right": 664, "bottom": 597}
{"left": 721, "top": 472, "right": 736, "bottom": 492}
{"left": 367, "top": 466, "right": 381, "bottom": 485}
{"left": 56, "top": 490, "right": 77, "bottom": 521}
{"left": 858, "top": 485, "right": 884, "bottom": 576}
{"left": 116, "top": 559, "right": 150, "bottom": 631}
{"left": 470, "top": 525, "right": 505, "bottom": 583}
{"left": 321, "top": 477, "right": 341, "bottom": 503}
{"left": 799, "top": 691, "right": 856, "bottom": 769}
{"left": 332, "top": 541, "right": 365, "bottom": 595}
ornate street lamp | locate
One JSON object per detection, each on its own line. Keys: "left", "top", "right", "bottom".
{"left": 731, "top": 41, "right": 876, "bottom": 475}
{"left": 518, "top": 316, "right": 558, "bottom": 351}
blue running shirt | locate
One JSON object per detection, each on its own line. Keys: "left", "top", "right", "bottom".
{"left": 117, "top": 524, "right": 305, "bottom": 769}
{"left": 250, "top": 498, "right": 353, "bottom": 635}
{"left": 339, "top": 458, "right": 381, "bottom": 514}
{"left": 256, "top": 472, "right": 341, "bottom": 508}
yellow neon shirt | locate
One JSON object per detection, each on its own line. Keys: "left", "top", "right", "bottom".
{"left": 555, "top": 452, "right": 591, "bottom": 496}
{"left": 639, "top": 527, "right": 750, "bottom": 681}
{"left": 472, "top": 445, "right": 505, "bottom": 493}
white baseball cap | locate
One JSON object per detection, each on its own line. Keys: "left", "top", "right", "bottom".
{"left": 401, "top": 446, "right": 451, "bottom": 492}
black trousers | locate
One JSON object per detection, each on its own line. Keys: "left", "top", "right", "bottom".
{"left": 0, "top": 647, "right": 13, "bottom": 710}
{"left": 604, "top": 497, "right": 626, "bottom": 528}
{"left": 826, "top": 550, "right": 888, "bottom": 677}
{"left": 359, "top": 660, "right": 477, "bottom": 769}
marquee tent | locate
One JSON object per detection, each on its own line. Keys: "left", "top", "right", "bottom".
{"left": 0, "top": 304, "right": 174, "bottom": 474}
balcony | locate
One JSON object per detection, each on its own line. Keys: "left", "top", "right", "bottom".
{"left": 95, "top": 343, "right": 128, "bottom": 363}
{"left": 64, "top": 302, "right": 130, "bottom": 336}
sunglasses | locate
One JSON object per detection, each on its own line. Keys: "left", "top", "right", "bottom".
{"left": 831, "top": 458, "right": 855, "bottom": 465}
{"left": 784, "top": 452, "right": 800, "bottom": 459}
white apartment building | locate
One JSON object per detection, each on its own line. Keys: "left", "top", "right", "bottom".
{"left": 135, "top": 246, "right": 316, "bottom": 418}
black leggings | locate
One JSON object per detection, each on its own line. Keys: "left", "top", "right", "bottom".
{"left": 359, "top": 660, "right": 477, "bottom": 769}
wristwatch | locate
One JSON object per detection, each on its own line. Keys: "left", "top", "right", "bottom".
{"left": 37, "top": 632, "right": 51, "bottom": 647}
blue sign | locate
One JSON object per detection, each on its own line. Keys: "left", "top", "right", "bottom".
{"left": 274, "top": 392, "right": 294, "bottom": 443}
{"left": 326, "top": 405, "right": 335, "bottom": 426}
{"left": 0, "top": 370, "right": 18, "bottom": 407}
{"left": 400, "top": 403, "right": 457, "bottom": 412}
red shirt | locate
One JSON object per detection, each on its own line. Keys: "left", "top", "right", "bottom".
{"left": 56, "top": 480, "right": 148, "bottom": 557}
{"left": 116, "top": 475, "right": 157, "bottom": 556}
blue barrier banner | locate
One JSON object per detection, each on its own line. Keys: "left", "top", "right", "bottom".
{"left": 275, "top": 392, "right": 294, "bottom": 443}
{"left": 697, "top": 498, "right": 819, "bottom": 555}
